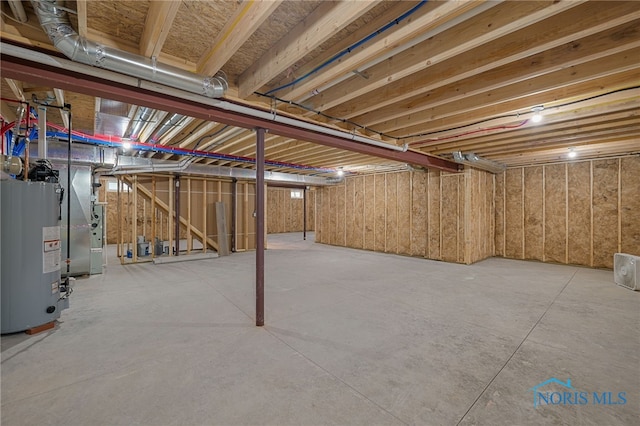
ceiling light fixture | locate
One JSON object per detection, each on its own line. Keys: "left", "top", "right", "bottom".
{"left": 531, "top": 105, "right": 545, "bottom": 123}
{"left": 122, "top": 140, "right": 132, "bottom": 150}
{"left": 336, "top": 167, "right": 344, "bottom": 177}
{"left": 567, "top": 147, "right": 577, "bottom": 158}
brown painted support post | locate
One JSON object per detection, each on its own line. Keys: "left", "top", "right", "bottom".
{"left": 256, "top": 128, "right": 265, "bottom": 327}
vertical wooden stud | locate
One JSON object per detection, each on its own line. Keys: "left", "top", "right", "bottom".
{"left": 186, "top": 178, "right": 192, "bottom": 254}
{"left": 244, "top": 182, "right": 249, "bottom": 250}
{"left": 203, "top": 179, "right": 207, "bottom": 253}
{"left": 590, "top": 160, "right": 594, "bottom": 267}
{"left": 168, "top": 176, "right": 174, "bottom": 257}
{"left": 151, "top": 177, "right": 156, "bottom": 257}
{"left": 132, "top": 175, "right": 138, "bottom": 262}
{"left": 617, "top": 158, "right": 622, "bottom": 253}
{"left": 565, "top": 163, "right": 569, "bottom": 264}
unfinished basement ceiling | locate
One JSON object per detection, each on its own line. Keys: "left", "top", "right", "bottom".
{"left": 1, "top": 0, "right": 638, "bottom": 175}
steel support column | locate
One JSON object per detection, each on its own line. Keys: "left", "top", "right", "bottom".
{"left": 256, "top": 128, "right": 265, "bottom": 327}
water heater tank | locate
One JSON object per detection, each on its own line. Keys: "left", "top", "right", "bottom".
{"left": 1, "top": 178, "right": 68, "bottom": 334}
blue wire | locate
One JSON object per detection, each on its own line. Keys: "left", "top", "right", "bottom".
{"left": 265, "top": 0, "right": 428, "bottom": 96}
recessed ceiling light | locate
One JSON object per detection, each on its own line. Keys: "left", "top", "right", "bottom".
{"left": 122, "top": 141, "right": 132, "bottom": 150}
{"left": 336, "top": 167, "right": 344, "bottom": 177}
{"left": 531, "top": 105, "right": 545, "bottom": 123}
{"left": 568, "top": 147, "right": 577, "bottom": 158}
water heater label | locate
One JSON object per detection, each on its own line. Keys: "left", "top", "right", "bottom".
{"left": 43, "top": 226, "right": 61, "bottom": 273}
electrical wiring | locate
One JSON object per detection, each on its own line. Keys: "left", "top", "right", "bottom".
{"left": 257, "top": 85, "right": 640, "bottom": 143}
{"left": 166, "top": 120, "right": 209, "bottom": 146}
{"left": 193, "top": 125, "right": 229, "bottom": 150}
{"left": 264, "top": 0, "right": 429, "bottom": 96}
{"left": 409, "top": 120, "right": 529, "bottom": 147}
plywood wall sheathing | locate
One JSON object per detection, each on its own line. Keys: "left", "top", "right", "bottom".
{"left": 353, "top": 177, "right": 365, "bottom": 249}
{"left": 592, "top": 159, "right": 619, "bottom": 268}
{"left": 374, "top": 175, "right": 385, "bottom": 252}
{"left": 505, "top": 168, "right": 524, "bottom": 259}
{"left": 316, "top": 169, "right": 494, "bottom": 265}
{"left": 345, "top": 178, "right": 355, "bottom": 248}
{"left": 620, "top": 157, "right": 640, "bottom": 255}
{"left": 397, "top": 172, "right": 412, "bottom": 256}
{"left": 440, "top": 174, "right": 459, "bottom": 263}
{"left": 496, "top": 155, "right": 640, "bottom": 268}
{"left": 567, "top": 162, "right": 591, "bottom": 266}
{"left": 543, "top": 164, "right": 567, "bottom": 263}
{"left": 364, "top": 175, "right": 375, "bottom": 251}
{"left": 410, "top": 171, "right": 427, "bottom": 257}
{"left": 494, "top": 172, "right": 505, "bottom": 257}
{"left": 524, "top": 167, "right": 544, "bottom": 261}
{"left": 385, "top": 173, "right": 398, "bottom": 254}
{"left": 336, "top": 183, "right": 346, "bottom": 247}
{"left": 427, "top": 171, "right": 441, "bottom": 261}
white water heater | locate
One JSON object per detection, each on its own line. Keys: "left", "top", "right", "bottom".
{"left": 1, "top": 178, "right": 69, "bottom": 333}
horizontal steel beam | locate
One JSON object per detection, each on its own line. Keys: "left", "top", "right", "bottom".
{"left": 0, "top": 47, "right": 462, "bottom": 173}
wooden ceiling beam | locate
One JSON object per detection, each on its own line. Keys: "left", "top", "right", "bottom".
{"left": 4, "top": 78, "right": 25, "bottom": 101}
{"left": 53, "top": 88, "right": 69, "bottom": 128}
{"left": 492, "top": 140, "right": 639, "bottom": 166}
{"left": 263, "top": 1, "right": 413, "bottom": 99}
{"left": 323, "top": 2, "right": 640, "bottom": 120}
{"left": 380, "top": 67, "right": 640, "bottom": 138}
{"left": 280, "top": 0, "right": 491, "bottom": 102}
{"left": 158, "top": 116, "right": 195, "bottom": 146}
{"left": 140, "top": 1, "right": 181, "bottom": 58}
{"left": 356, "top": 25, "right": 640, "bottom": 127}
{"left": 197, "top": 0, "right": 283, "bottom": 77}
{"left": 237, "top": 0, "right": 379, "bottom": 98}
{"left": 471, "top": 129, "right": 640, "bottom": 158}
{"left": 409, "top": 90, "right": 640, "bottom": 146}
{"left": 76, "top": 0, "right": 88, "bottom": 38}
{"left": 425, "top": 110, "right": 640, "bottom": 154}
{"left": 309, "top": 0, "right": 585, "bottom": 113}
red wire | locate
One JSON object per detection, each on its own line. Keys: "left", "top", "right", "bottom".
{"left": 409, "top": 119, "right": 529, "bottom": 148}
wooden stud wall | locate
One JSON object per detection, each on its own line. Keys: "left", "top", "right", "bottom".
{"left": 495, "top": 155, "right": 640, "bottom": 268}
{"left": 315, "top": 169, "right": 495, "bottom": 264}
{"left": 104, "top": 176, "right": 257, "bottom": 255}
{"left": 266, "top": 187, "right": 316, "bottom": 234}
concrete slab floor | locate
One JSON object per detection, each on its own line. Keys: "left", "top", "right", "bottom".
{"left": 2, "top": 232, "right": 638, "bottom": 425}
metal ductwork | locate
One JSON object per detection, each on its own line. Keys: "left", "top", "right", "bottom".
{"left": 124, "top": 107, "right": 154, "bottom": 140}
{"left": 108, "top": 155, "right": 338, "bottom": 186}
{"left": 30, "top": 0, "right": 228, "bottom": 98}
{"left": 149, "top": 113, "right": 186, "bottom": 143}
{"left": 452, "top": 151, "right": 507, "bottom": 174}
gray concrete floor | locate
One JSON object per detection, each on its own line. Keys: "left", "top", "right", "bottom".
{"left": 2, "top": 232, "right": 639, "bottom": 425}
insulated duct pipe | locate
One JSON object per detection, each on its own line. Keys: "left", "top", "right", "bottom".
{"left": 30, "top": 0, "right": 227, "bottom": 98}
{"left": 149, "top": 113, "right": 186, "bottom": 143}
{"left": 124, "top": 107, "right": 154, "bottom": 140}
